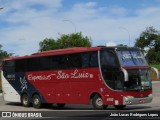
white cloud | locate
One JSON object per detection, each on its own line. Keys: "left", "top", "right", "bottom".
{"left": 109, "top": 6, "right": 128, "bottom": 17}
{"left": 0, "top": 1, "right": 160, "bottom": 56}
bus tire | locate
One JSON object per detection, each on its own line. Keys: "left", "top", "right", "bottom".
{"left": 114, "top": 105, "right": 126, "bottom": 110}
{"left": 57, "top": 104, "right": 65, "bottom": 108}
{"left": 32, "top": 94, "right": 42, "bottom": 109}
{"left": 92, "top": 95, "right": 107, "bottom": 110}
{"left": 21, "top": 94, "right": 31, "bottom": 107}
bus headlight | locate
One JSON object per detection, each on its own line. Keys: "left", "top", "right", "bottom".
{"left": 125, "top": 96, "right": 134, "bottom": 99}
{"left": 123, "top": 96, "right": 134, "bottom": 104}
{"left": 148, "top": 94, "right": 153, "bottom": 98}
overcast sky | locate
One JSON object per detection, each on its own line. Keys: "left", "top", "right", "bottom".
{"left": 0, "top": 0, "right": 160, "bottom": 55}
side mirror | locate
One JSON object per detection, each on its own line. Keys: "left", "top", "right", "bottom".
{"left": 151, "top": 67, "right": 159, "bottom": 80}
{"left": 121, "top": 67, "right": 128, "bottom": 82}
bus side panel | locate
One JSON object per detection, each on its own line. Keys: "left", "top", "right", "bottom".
{"left": 1, "top": 71, "right": 20, "bottom": 102}
{"left": 2, "top": 71, "right": 47, "bottom": 103}
{"left": 70, "top": 68, "right": 102, "bottom": 104}
{"left": 26, "top": 68, "right": 103, "bottom": 104}
{"left": 26, "top": 71, "right": 72, "bottom": 103}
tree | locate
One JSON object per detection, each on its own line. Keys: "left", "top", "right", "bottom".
{"left": 39, "top": 38, "right": 58, "bottom": 51}
{"left": 134, "top": 26, "right": 160, "bottom": 64}
{"left": 39, "top": 32, "right": 92, "bottom": 52}
{"left": 0, "top": 44, "right": 12, "bottom": 62}
{"left": 145, "top": 48, "right": 160, "bottom": 64}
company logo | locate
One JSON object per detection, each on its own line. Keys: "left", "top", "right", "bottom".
{"left": 20, "top": 77, "right": 27, "bottom": 92}
{"left": 2, "top": 112, "right": 11, "bottom": 117}
{"left": 1, "top": 112, "right": 42, "bottom": 118}
{"left": 27, "top": 69, "right": 93, "bottom": 81}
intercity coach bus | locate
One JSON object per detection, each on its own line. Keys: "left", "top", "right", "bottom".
{"left": 1, "top": 46, "right": 159, "bottom": 110}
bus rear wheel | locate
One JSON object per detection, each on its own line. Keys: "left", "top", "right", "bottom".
{"left": 21, "top": 94, "right": 30, "bottom": 107}
{"left": 32, "top": 94, "right": 42, "bottom": 109}
{"left": 92, "top": 95, "right": 107, "bottom": 110}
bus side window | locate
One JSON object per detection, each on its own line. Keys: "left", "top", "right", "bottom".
{"left": 82, "top": 51, "right": 98, "bottom": 68}
{"left": 3, "top": 60, "right": 15, "bottom": 73}
{"left": 89, "top": 52, "right": 98, "bottom": 67}
{"left": 39, "top": 56, "right": 52, "bottom": 70}
{"left": 100, "top": 50, "right": 118, "bottom": 67}
{"left": 27, "top": 58, "right": 40, "bottom": 71}
{"left": 68, "top": 53, "right": 82, "bottom": 68}
{"left": 52, "top": 56, "right": 60, "bottom": 70}
{"left": 82, "top": 53, "right": 90, "bottom": 68}
{"left": 15, "top": 59, "right": 27, "bottom": 72}
{"left": 58, "top": 55, "right": 72, "bottom": 69}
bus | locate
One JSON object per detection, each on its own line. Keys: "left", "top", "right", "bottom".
{"left": 1, "top": 46, "right": 159, "bottom": 110}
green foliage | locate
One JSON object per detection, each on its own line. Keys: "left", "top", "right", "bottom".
{"left": 0, "top": 44, "right": 12, "bottom": 62}
{"left": 39, "top": 32, "right": 92, "bottom": 52}
{"left": 39, "top": 38, "right": 58, "bottom": 51}
{"left": 150, "top": 64, "right": 160, "bottom": 71}
{"left": 135, "top": 26, "right": 159, "bottom": 49}
{"left": 134, "top": 26, "right": 160, "bottom": 64}
{"left": 146, "top": 48, "right": 160, "bottom": 64}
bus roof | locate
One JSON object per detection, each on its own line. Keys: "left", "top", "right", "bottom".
{"left": 3, "top": 46, "right": 141, "bottom": 61}
{"left": 3, "top": 47, "right": 102, "bottom": 61}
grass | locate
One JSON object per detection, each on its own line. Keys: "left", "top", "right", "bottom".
{"left": 150, "top": 64, "right": 160, "bottom": 71}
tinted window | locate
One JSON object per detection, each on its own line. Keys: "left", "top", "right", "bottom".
{"left": 14, "top": 51, "right": 98, "bottom": 72}
{"left": 39, "top": 56, "right": 52, "bottom": 70}
{"left": 68, "top": 53, "right": 82, "bottom": 68}
{"left": 27, "top": 58, "right": 40, "bottom": 71}
{"left": 82, "top": 51, "right": 98, "bottom": 68}
{"left": 58, "top": 55, "right": 73, "bottom": 69}
{"left": 100, "top": 50, "right": 119, "bottom": 67}
{"left": 52, "top": 56, "right": 60, "bottom": 70}
{"left": 82, "top": 53, "right": 90, "bottom": 67}
{"left": 90, "top": 52, "right": 98, "bottom": 67}
{"left": 15, "top": 59, "right": 27, "bottom": 72}
{"left": 3, "top": 60, "right": 15, "bottom": 73}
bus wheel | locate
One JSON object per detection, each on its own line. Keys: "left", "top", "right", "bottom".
{"left": 57, "top": 104, "right": 66, "bottom": 108}
{"left": 114, "top": 105, "right": 126, "bottom": 110}
{"left": 32, "top": 94, "right": 42, "bottom": 109}
{"left": 21, "top": 94, "right": 30, "bottom": 107}
{"left": 92, "top": 95, "right": 107, "bottom": 110}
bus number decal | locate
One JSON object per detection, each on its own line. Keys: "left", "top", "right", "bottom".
{"left": 107, "top": 98, "right": 114, "bottom": 101}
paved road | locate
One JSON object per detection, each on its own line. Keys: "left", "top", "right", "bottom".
{"left": 0, "top": 81, "right": 160, "bottom": 119}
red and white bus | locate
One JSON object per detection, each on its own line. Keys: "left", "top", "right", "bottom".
{"left": 1, "top": 46, "right": 159, "bottom": 110}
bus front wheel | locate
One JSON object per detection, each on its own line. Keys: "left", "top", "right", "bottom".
{"left": 32, "top": 94, "right": 42, "bottom": 109}
{"left": 21, "top": 94, "right": 30, "bottom": 107}
{"left": 92, "top": 95, "right": 107, "bottom": 110}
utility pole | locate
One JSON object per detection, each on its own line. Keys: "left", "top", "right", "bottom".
{"left": 119, "top": 27, "right": 131, "bottom": 46}
{"left": 63, "top": 20, "right": 76, "bottom": 33}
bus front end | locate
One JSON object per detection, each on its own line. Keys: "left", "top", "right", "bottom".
{"left": 100, "top": 47, "right": 159, "bottom": 108}
{"left": 121, "top": 68, "right": 153, "bottom": 105}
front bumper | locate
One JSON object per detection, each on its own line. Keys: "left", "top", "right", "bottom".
{"left": 123, "top": 94, "right": 153, "bottom": 105}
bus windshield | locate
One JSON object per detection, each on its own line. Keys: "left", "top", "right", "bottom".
{"left": 100, "top": 49, "right": 151, "bottom": 91}
{"left": 117, "top": 50, "right": 148, "bottom": 66}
